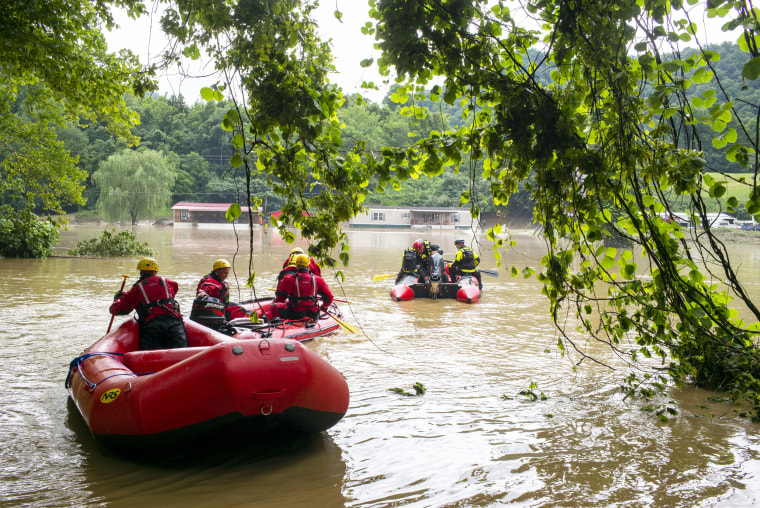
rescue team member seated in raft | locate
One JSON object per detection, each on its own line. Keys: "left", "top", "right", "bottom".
{"left": 449, "top": 239, "right": 482, "bottom": 289}
{"left": 196, "top": 259, "right": 249, "bottom": 321}
{"left": 395, "top": 245, "right": 421, "bottom": 284}
{"left": 281, "top": 247, "right": 321, "bottom": 276}
{"left": 276, "top": 247, "right": 321, "bottom": 286}
{"left": 271, "top": 254, "right": 333, "bottom": 321}
{"left": 413, "top": 238, "right": 443, "bottom": 283}
{"left": 110, "top": 257, "right": 188, "bottom": 350}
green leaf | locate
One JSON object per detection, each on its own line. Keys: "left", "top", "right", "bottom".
{"left": 226, "top": 203, "right": 242, "bottom": 222}
{"left": 743, "top": 57, "right": 760, "bottom": 80}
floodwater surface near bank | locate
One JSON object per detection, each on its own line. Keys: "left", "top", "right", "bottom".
{"left": 1, "top": 225, "right": 758, "bottom": 507}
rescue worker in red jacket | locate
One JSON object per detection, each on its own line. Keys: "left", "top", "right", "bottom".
{"left": 413, "top": 238, "right": 443, "bottom": 282}
{"left": 109, "top": 257, "right": 188, "bottom": 350}
{"left": 196, "top": 259, "right": 248, "bottom": 321}
{"left": 271, "top": 254, "right": 333, "bottom": 321}
{"left": 280, "top": 247, "right": 321, "bottom": 276}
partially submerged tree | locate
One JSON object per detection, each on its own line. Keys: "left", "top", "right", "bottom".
{"left": 92, "top": 149, "right": 177, "bottom": 225}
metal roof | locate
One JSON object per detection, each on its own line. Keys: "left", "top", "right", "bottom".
{"left": 172, "top": 202, "right": 255, "bottom": 212}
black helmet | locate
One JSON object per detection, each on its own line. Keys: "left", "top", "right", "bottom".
{"left": 454, "top": 239, "right": 465, "bottom": 245}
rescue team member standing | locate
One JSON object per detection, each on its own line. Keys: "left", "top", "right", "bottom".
{"left": 271, "top": 254, "right": 333, "bottom": 321}
{"left": 196, "top": 259, "right": 248, "bottom": 320}
{"left": 110, "top": 258, "right": 188, "bottom": 350}
{"left": 449, "top": 239, "right": 482, "bottom": 289}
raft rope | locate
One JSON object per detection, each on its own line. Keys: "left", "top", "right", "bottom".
{"left": 64, "top": 352, "right": 125, "bottom": 390}
{"left": 329, "top": 273, "right": 392, "bottom": 354}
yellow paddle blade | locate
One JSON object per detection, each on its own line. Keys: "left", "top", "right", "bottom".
{"left": 328, "top": 312, "right": 361, "bottom": 334}
{"left": 373, "top": 273, "right": 397, "bottom": 281}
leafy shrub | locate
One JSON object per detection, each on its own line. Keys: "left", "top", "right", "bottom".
{"left": 67, "top": 228, "right": 154, "bottom": 257}
{"left": 0, "top": 209, "right": 60, "bottom": 258}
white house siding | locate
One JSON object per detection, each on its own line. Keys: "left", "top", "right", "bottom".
{"left": 350, "top": 207, "right": 411, "bottom": 228}
{"left": 348, "top": 206, "right": 478, "bottom": 229}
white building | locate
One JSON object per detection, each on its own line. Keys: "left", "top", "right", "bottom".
{"left": 348, "top": 205, "right": 478, "bottom": 230}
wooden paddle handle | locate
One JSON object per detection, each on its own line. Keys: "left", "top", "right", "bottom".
{"left": 106, "top": 274, "right": 130, "bottom": 333}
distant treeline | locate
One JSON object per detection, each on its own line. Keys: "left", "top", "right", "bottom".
{"left": 23, "top": 41, "right": 754, "bottom": 222}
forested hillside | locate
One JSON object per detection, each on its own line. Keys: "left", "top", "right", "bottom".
{"left": 4, "top": 41, "right": 755, "bottom": 223}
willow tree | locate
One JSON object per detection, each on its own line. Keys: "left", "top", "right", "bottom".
{"left": 142, "top": 0, "right": 760, "bottom": 419}
{"left": 0, "top": 0, "right": 155, "bottom": 216}
{"left": 92, "top": 149, "right": 176, "bottom": 225}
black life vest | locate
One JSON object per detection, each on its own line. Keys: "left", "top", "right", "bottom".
{"left": 401, "top": 248, "right": 418, "bottom": 273}
{"left": 459, "top": 247, "right": 477, "bottom": 272}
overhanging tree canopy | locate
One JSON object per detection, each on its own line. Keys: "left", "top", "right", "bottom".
{"left": 0, "top": 0, "right": 156, "bottom": 216}
{"left": 5, "top": 0, "right": 760, "bottom": 419}
{"left": 161, "top": 0, "right": 760, "bottom": 419}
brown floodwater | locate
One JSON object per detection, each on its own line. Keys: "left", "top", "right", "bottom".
{"left": 1, "top": 225, "right": 758, "bottom": 507}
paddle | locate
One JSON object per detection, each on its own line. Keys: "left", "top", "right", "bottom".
{"left": 107, "top": 274, "right": 130, "bottom": 333}
{"left": 327, "top": 311, "right": 361, "bottom": 334}
{"left": 444, "top": 260, "right": 499, "bottom": 277}
{"left": 373, "top": 273, "right": 398, "bottom": 281}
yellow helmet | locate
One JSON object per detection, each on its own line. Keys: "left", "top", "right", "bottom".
{"left": 213, "top": 258, "right": 231, "bottom": 271}
{"left": 295, "top": 254, "right": 310, "bottom": 268}
{"left": 290, "top": 247, "right": 304, "bottom": 255}
{"left": 137, "top": 257, "right": 159, "bottom": 271}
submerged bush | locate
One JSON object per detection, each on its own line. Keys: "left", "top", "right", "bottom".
{"left": 0, "top": 209, "right": 60, "bottom": 258}
{"left": 67, "top": 229, "right": 154, "bottom": 257}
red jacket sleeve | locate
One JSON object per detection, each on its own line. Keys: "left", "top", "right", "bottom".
{"left": 274, "top": 274, "right": 294, "bottom": 304}
{"left": 309, "top": 259, "right": 321, "bottom": 277}
{"left": 109, "top": 285, "right": 140, "bottom": 315}
{"left": 317, "top": 276, "right": 333, "bottom": 308}
{"left": 197, "top": 277, "right": 221, "bottom": 298}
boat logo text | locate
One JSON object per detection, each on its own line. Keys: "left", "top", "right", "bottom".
{"left": 100, "top": 388, "right": 121, "bottom": 404}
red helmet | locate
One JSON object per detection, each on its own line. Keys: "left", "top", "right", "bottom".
{"left": 413, "top": 239, "right": 423, "bottom": 252}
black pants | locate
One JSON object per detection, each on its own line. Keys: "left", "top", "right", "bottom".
{"left": 281, "top": 306, "right": 319, "bottom": 321}
{"left": 140, "top": 315, "right": 188, "bottom": 350}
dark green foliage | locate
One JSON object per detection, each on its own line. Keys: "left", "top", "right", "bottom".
{"left": 389, "top": 382, "right": 426, "bottom": 396}
{"left": 67, "top": 228, "right": 153, "bottom": 257}
{"left": 0, "top": 208, "right": 60, "bottom": 258}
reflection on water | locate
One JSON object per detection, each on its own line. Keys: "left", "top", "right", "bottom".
{"left": 0, "top": 225, "right": 758, "bottom": 507}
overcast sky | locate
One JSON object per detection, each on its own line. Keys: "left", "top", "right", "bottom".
{"left": 106, "top": 0, "right": 390, "bottom": 104}
{"left": 106, "top": 1, "right": 739, "bottom": 106}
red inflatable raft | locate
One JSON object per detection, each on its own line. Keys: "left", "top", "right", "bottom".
{"left": 390, "top": 273, "right": 419, "bottom": 301}
{"left": 66, "top": 318, "right": 349, "bottom": 451}
{"left": 454, "top": 274, "right": 481, "bottom": 303}
{"left": 390, "top": 274, "right": 482, "bottom": 303}
{"left": 189, "top": 297, "right": 343, "bottom": 342}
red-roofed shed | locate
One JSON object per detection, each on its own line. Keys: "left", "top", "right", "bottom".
{"left": 172, "top": 202, "right": 263, "bottom": 224}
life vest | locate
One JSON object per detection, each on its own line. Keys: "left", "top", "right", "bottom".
{"left": 276, "top": 272, "right": 319, "bottom": 311}
{"left": 401, "top": 248, "right": 418, "bottom": 273}
{"left": 197, "top": 273, "right": 230, "bottom": 304}
{"left": 134, "top": 276, "right": 182, "bottom": 322}
{"left": 458, "top": 247, "right": 477, "bottom": 272}
{"left": 420, "top": 240, "right": 441, "bottom": 261}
